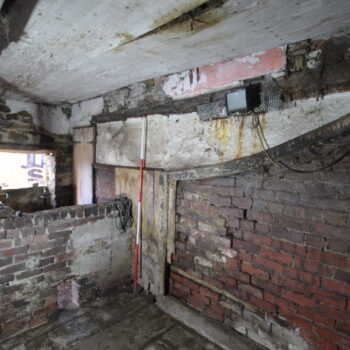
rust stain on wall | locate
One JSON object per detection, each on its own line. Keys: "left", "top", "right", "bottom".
{"left": 209, "top": 118, "right": 234, "bottom": 161}
{"left": 212, "top": 118, "right": 231, "bottom": 144}
{"left": 114, "top": 32, "right": 134, "bottom": 41}
{"left": 251, "top": 113, "right": 267, "bottom": 154}
{"left": 235, "top": 117, "right": 246, "bottom": 159}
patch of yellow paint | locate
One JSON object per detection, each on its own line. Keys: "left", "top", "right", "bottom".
{"left": 209, "top": 118, "right": 234, "bottom": 161}
{"left": 114, "top": 32, "right": 134, "bottom": 41}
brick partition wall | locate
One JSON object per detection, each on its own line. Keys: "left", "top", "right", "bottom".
{"left": 170, "top": 155, "right": 350, "bottom": 350}
{"left": 0, "top": 203, "right": 131, "bottom": 340}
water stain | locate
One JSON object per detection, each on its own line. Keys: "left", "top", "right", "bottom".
{"left": 210, "top": 118, "right": 234, "bottom": 161}
{"left": 144, "top": 49, "right": 158, "bottom": 56}
{"left": 110, "top": 0, "right": 228, "bottom": 53}
{"left": 152, "top": 0, "right": 208, "bottom": 29}
{"left": 235, "top": 117, "right": 246, "bottom": 159}
{"left": 114, "top": 32, "right": 134, "bottom": 41}
{"left": 212, "top": 118, "right": 231, "bottom": 145}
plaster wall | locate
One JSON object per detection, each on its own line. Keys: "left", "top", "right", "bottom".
{"left": 71, "top": 216, "right": 131, "bottom": 289}
{"left": 96, "top": 91, "right": 350, "bottom": 171}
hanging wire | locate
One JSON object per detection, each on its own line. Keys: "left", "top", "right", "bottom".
{"left": 252, "top": 112, "right": 350, "bottom": 173}
{"left": 112, "top": 194, "right": 133, "bottom": 233}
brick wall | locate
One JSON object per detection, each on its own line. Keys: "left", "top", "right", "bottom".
{"left": 170, "top": 155, "right": 350, "bottom": 350}
{"left": 0, "top": 99, "right": 73, "bottom": 208}
{"left": 0, "top": 202, "right": 131, "bottom": 340}
{"left": 95, "top": 165, "right": 116, "bottom": 203}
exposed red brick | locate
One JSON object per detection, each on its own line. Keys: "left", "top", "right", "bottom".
{"left": 226, "top": 269, "right": 250, "bottom": 284}
{"left": 309, "top": 287, "right": 346, "bottom": 309}
{"left": 172, "top": 158, "right": 350, "bottom": 350}
{"left": 249, "top": 295, "right": 276, "bottom": 314}
{"left": 253, "top": 255, "right": 284, "bottom": 275}
{"left": 199, "top": 286, "right": 219, "bottom": 301}
{"left": 218, "top": 207, "right": 243, "bottom": 219}
{"left": 232, "top": 197, "right": 252, "bottom": 210}
{"left": 297, "top": 306, "right": 335, "bottom": 327}
{"left": 271, "top": 239, "right": 306, "bottom": 256}
{"left": 189, "top": 291, "right": 210, "bottom": 305}
{"left": 247, "top": 210, "right": 274, "bottom": 224}
{"left": 281, "top": 289, "right": 316, "bottom": 308}
{"left": 204, "top": 305, "right": 225, "bottom": 322}
{"left": 313, "top": 222, "right": 349, "bottom": 240}
{"left": 0, "top": 240, "right": 12, "bottom": 249}
{"left": 321, "top": 278, "right": 350, "bottom": 296}
{"left": 303, "top": 260, "right": 334, "bottom": 277}
{"left": 243, "top": 231, "right": 271, "bottom": 246}
{"left": 188, "top": 295, "right": 206, "bottom": 311}
{"left": 30, "top": 313, "right": 48, "bottom": 328}
{"left": 307, "top": 247, "right": 349, "bottom": 268}
{"left": 170, "top": 286, "right": 189, "bottom": 300}
{"left": 334, "top": 269, "right": 350, "bottom": 284}
{"left": 238, "top": 282, "right": 263, "bottom": 299}
{"left": 260, "top": 247, "right": 294, "bottom": 265}
{"left": 299, "top": 271, "right": 321, "bottom": 287}
{"left": 241, "top": 262, "right": 269, "bottom": 281}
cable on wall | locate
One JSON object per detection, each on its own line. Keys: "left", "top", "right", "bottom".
{"left": 252, "top": 113, "right": 350, "bottom": 173}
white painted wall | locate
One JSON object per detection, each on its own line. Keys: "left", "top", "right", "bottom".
{"left": 71, "top": 97, "right": 104, "bottom": 128}
{"left": 71, "top": 216, "right": 131, "bottom": 289}
{"left": 5, "top": 98, "right": 73, "bottom": 135}
{"left": 96, "top": 91, "right": 350, "bottom": 170}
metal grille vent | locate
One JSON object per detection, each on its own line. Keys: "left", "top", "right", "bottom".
{"left": 254, "top": 78, "right": 283, "bottom": 113}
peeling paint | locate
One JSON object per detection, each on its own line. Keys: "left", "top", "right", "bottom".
{"left": 96, "top": 91, "right": 350, "bottom": 171}
{"left": 161, "top": 48, "right": 286, "bottom": 99}
{"left": 1, "top": 0, "right": 349, "bottom": 103}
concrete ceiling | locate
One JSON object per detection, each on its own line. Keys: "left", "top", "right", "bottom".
{"left": 0, "top": 0, "right": 350, "bottom": 104}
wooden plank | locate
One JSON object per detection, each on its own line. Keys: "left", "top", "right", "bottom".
{"left": 114, "top": 167, "right": 156, "bottom": 291}
{"left": 153, "top": 172, "right": 169, "bottom": 295}
{"left": 73, "top": 127, "right": 94, "bottom": 204}
{"left": 167, "top": 181, "right": 177, "bottom": 265}
{"left": 171, "top": 266, "right": 259, "bottom": 314}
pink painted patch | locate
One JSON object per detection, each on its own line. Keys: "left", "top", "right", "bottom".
{"left": 161, "top": 48, "right": 286, "bottom": 98}
{"left": 57, "top": 280, "right": 80, "bottom": 310}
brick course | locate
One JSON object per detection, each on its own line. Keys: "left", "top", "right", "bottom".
{"left": 170, "top": 155, "right": 350, "bottom": 350}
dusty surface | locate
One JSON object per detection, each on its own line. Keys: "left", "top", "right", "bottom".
{"left": 96, "top": 91, "right": 350, "bottom": 170}
{"left": 1, "top": 0, "right": 349, "bottom": 103}
{"left": 0, "top": 286, "right": 221, "bottom": 350}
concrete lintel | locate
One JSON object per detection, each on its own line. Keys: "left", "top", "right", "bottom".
{"left": 156, "top": 295, "right": 265, "bottom": 350}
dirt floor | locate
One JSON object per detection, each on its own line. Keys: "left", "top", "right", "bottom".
{"left": 0, "top": 286, "right": 221, "bottom": 350}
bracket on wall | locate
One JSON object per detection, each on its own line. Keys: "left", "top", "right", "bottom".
{"left": 197, "top": 80, "right": 282, "bottom": 121}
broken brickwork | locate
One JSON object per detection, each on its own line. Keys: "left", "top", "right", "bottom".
{"left": 0, "top": 202, "right": 130, "bottom": 340}
{"left": 0, "top": 98, "right": 73, "bottom": 208}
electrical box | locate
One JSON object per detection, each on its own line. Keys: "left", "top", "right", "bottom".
{"left": 225, "top": 89, "right": 247, "bottom": 113}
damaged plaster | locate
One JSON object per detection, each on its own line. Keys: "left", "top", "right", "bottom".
{"left": 160, "top": 48, "right": 286, "bottom": 99}
{"left": 0, "top": 0, "right": 349, "bottom": 103}
{"left": 71, "top": 216, "right": 131, "bottom": 289}
{"left": 96, "top": 91, "right": 350, "bottom": 171}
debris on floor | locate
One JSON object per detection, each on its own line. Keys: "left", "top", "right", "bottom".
{"left": 0, "top": 286, "right": 221, "bottom": 350}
